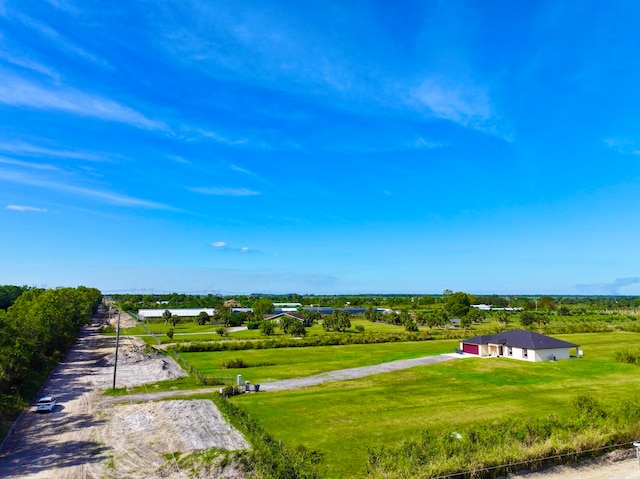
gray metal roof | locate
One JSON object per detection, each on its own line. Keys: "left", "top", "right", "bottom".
{"left": 462, "top": 329, "right": 578, "bottom": 350}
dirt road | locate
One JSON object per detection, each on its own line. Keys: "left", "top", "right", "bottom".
{"left": 0, "top": 312, "right": 247, "bottom": 479}
{"left": 0, "top": 321, "right": 108, "bottom": 478}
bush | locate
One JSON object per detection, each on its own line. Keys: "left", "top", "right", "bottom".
{"left": 260, "top": 321, "right": 275, "bottom": 336}
{"left": 216, "top": 327, "right": 227, "bottom": 337}
{"left": 615, "top": 349, "right": 640, "bottom": 365}
{"left": 355, "top": 325, "right": 365, "bottom": 333}
{"left": 219, "top": 385, "right": 243, "bottom": 397}
{"left": 222, "top": 358, "right": 248, "bottom": 369}
{"left": 247, "top": 321, "right": 262, "bottom": 330}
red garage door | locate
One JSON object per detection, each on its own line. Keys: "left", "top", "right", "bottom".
{"left": 462, "top": 343, "right": 479, "bottom": 355}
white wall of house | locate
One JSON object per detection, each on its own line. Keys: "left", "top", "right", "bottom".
{"left": 460, "top": 342, "right": 574, "bottom": 362}
{"left": 532, "top": 347, "right": 572, "bottom": 362}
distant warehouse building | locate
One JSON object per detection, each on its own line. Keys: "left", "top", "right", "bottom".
{"left": 137, "top": 308, "right": 216, "bottom": 320}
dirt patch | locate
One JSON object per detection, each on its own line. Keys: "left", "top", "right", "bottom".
{"left": 0, "top": 315, "right": 249, "bottom": 479}
{"left": 92, "top": 400, "right": 249, "bottom": 479}
{"left": 89, "top": 335, "right": 187, "bottom": 388}
{"left": 507, "top": 449, "right": 639, "bottom": 479}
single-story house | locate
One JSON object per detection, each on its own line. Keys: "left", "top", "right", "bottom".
{"left": 459, "top": 330, "right": 580, "bottom": 362}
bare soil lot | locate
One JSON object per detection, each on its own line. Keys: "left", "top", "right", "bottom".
{"left": 0, "top": 311, "right": 248, "bottom": 479}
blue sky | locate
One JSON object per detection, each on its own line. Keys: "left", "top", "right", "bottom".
{"left": 1, "top": 0, "right": 639, "bottom": 295}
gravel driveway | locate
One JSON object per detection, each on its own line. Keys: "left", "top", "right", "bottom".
{"left": 258, "top": 353, "right": 462, "bottom": 392}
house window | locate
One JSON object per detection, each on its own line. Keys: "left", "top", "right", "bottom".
{"left": 523, "top": 348, "right": 528, "bottom": 358}
{"left": 508, "top": 347, "right": 513, "bottom": 356}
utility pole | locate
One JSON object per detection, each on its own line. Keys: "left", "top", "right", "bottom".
{"left": 112, "top": 313, "right": 120, "bottom": 390}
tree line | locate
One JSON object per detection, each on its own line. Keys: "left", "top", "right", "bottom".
{"left": 0, "top": 285, "right": 102, "bottom": 435}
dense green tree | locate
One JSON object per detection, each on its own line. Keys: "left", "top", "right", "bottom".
{"left": 288, "top": 320, "right": 307, "bottom": 337}
{"left": 213, "top": 306, "right": 232, "bottom": 325}
{"left": 259, "top": 321, "right": 275, "bottom": 336}
{"left": 322, "top": 311, "right": 351, "bottom": 332}
{"left": 162, "top": 309, "right": 172, "bottom": 326}
{"left": 0, "top": 285, "right": 27, "bottom": 310}
{"left": 520, "top": 311, "right": 536, "bottom": 327}
{"left": 279, "top": 315, "right": 297, "bottom": 334}
{"left": 252, "top": 299, "right": 274, "bottom": 319}
{"left": 466, "top": 308, "right": 485, "bottom": 324}
{"left": 197, "top": 311, "right": 210, "bottom": 325}
{"left": 404, "top": 320, "right": 418, "bottom": 332}
{"left": 537, "top": 296, "right": 556, "bottom": 310}
{"left": 444, "top": 292, "right": 471, "bottom": 317}
{"left": 475, "top": 294, "right": 508, "bottom": 308}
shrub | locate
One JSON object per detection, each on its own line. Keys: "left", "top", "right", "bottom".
{"left": 260, "top": 321, "right": 275, "bottom": 336}
{"left": 355, "top": 325, "right": 365, "bottom": 333}
{"left": 222, "top": 358, "right": 248, "bottom": 369}
{"left": 216, "top": 327, "right": 227, "bottom": 337}
{"left": 615, "top": 349, "right": 640, "bottom": 365}
{"left": 247, "top": 321, "right": 262, "bottom": 330}
{"left": 219, "top": 385, "right": 243, "bottom": 397}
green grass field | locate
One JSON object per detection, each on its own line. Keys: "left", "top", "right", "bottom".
{"left": 179, "top": 339, "right": 459, "bottom": 382}
{"left": 117, "top": 318, "right": 415, "bottom": 344}
{"left": 222, "top": 332, "right": 640, "bottom": 477}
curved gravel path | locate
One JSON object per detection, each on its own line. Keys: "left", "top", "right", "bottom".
{"left": 104, "top": 353, "right": 465, "bottom": 404}
{"left": 257, "top": 353, "right": 462, "bottom": 392}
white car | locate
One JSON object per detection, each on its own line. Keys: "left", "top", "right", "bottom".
{"left": 34, "top": 396, "right": 57, "bottom": 413}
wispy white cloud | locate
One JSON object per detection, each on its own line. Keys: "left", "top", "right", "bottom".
{"left": 0, "top": 155, "right": 59, "bottom": 170}
{"left": 230, "top": 164, "right": 255, "bottom": 175}
{"left": 44, "top": 0, "right": 79, "bottom": 14}
{"left": 0, "top": 73, "right": 167, "bottom": 131}
{"left": 604, "top": 138, "right": 640, "bottom": 155}
{"left": 0, "top": 168, "right": 176, "bottom": 210}
{"left": 0, "top": 50, "right": 59, "bottom": 81}
{"left": 148, "top": 1, "right": 356, "bottom": 96}
{"left": 189, "top": 187, "right": 260, "bottom": 196}
{"left": 6, "top": 204, "right": 47, "bottom": 212}
{"left": 210, "top": 241, "right": 251, "bottom": 253}
{"left": 411, "top": 77, "right": 493, "bottom": 129}
{"left": 0, "top": 141, "right": 108, "bottom": 161}
{"left": 192, "top": 128, "right": 250, "bottom": 146}
{"left": 412, "top": 137, "right": 444, "bottom": 150}
{"left": 168, "top": 155, "right": 191, "bottom": 164}
{"left": 15, "top": 12, "right": 105, "bottom": 66}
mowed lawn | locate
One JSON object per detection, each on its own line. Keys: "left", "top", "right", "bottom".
{"left": 228, "top": 332, "right": 640, "bottom": 478}
{"left": 121, "top": 318, "right": 421, "bottom": 344}
{"left": 180, "top": 339, "right": 459, "bottom": 382}
{"left": 120, "top": 317, "right": 412, "bottom": 344}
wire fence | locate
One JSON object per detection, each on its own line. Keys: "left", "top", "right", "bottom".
{"left": 129, "top": 311, "right": 162, "bottom": 345}
{"left": 431, "top": 441, "right": 637, "bottom": 479}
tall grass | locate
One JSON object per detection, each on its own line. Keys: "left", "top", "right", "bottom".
{"left": 212, "top": 393, "right": 324, "bottom": 478}
{"left": 366, "top": 395, "right": 640, "bottom": 478}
